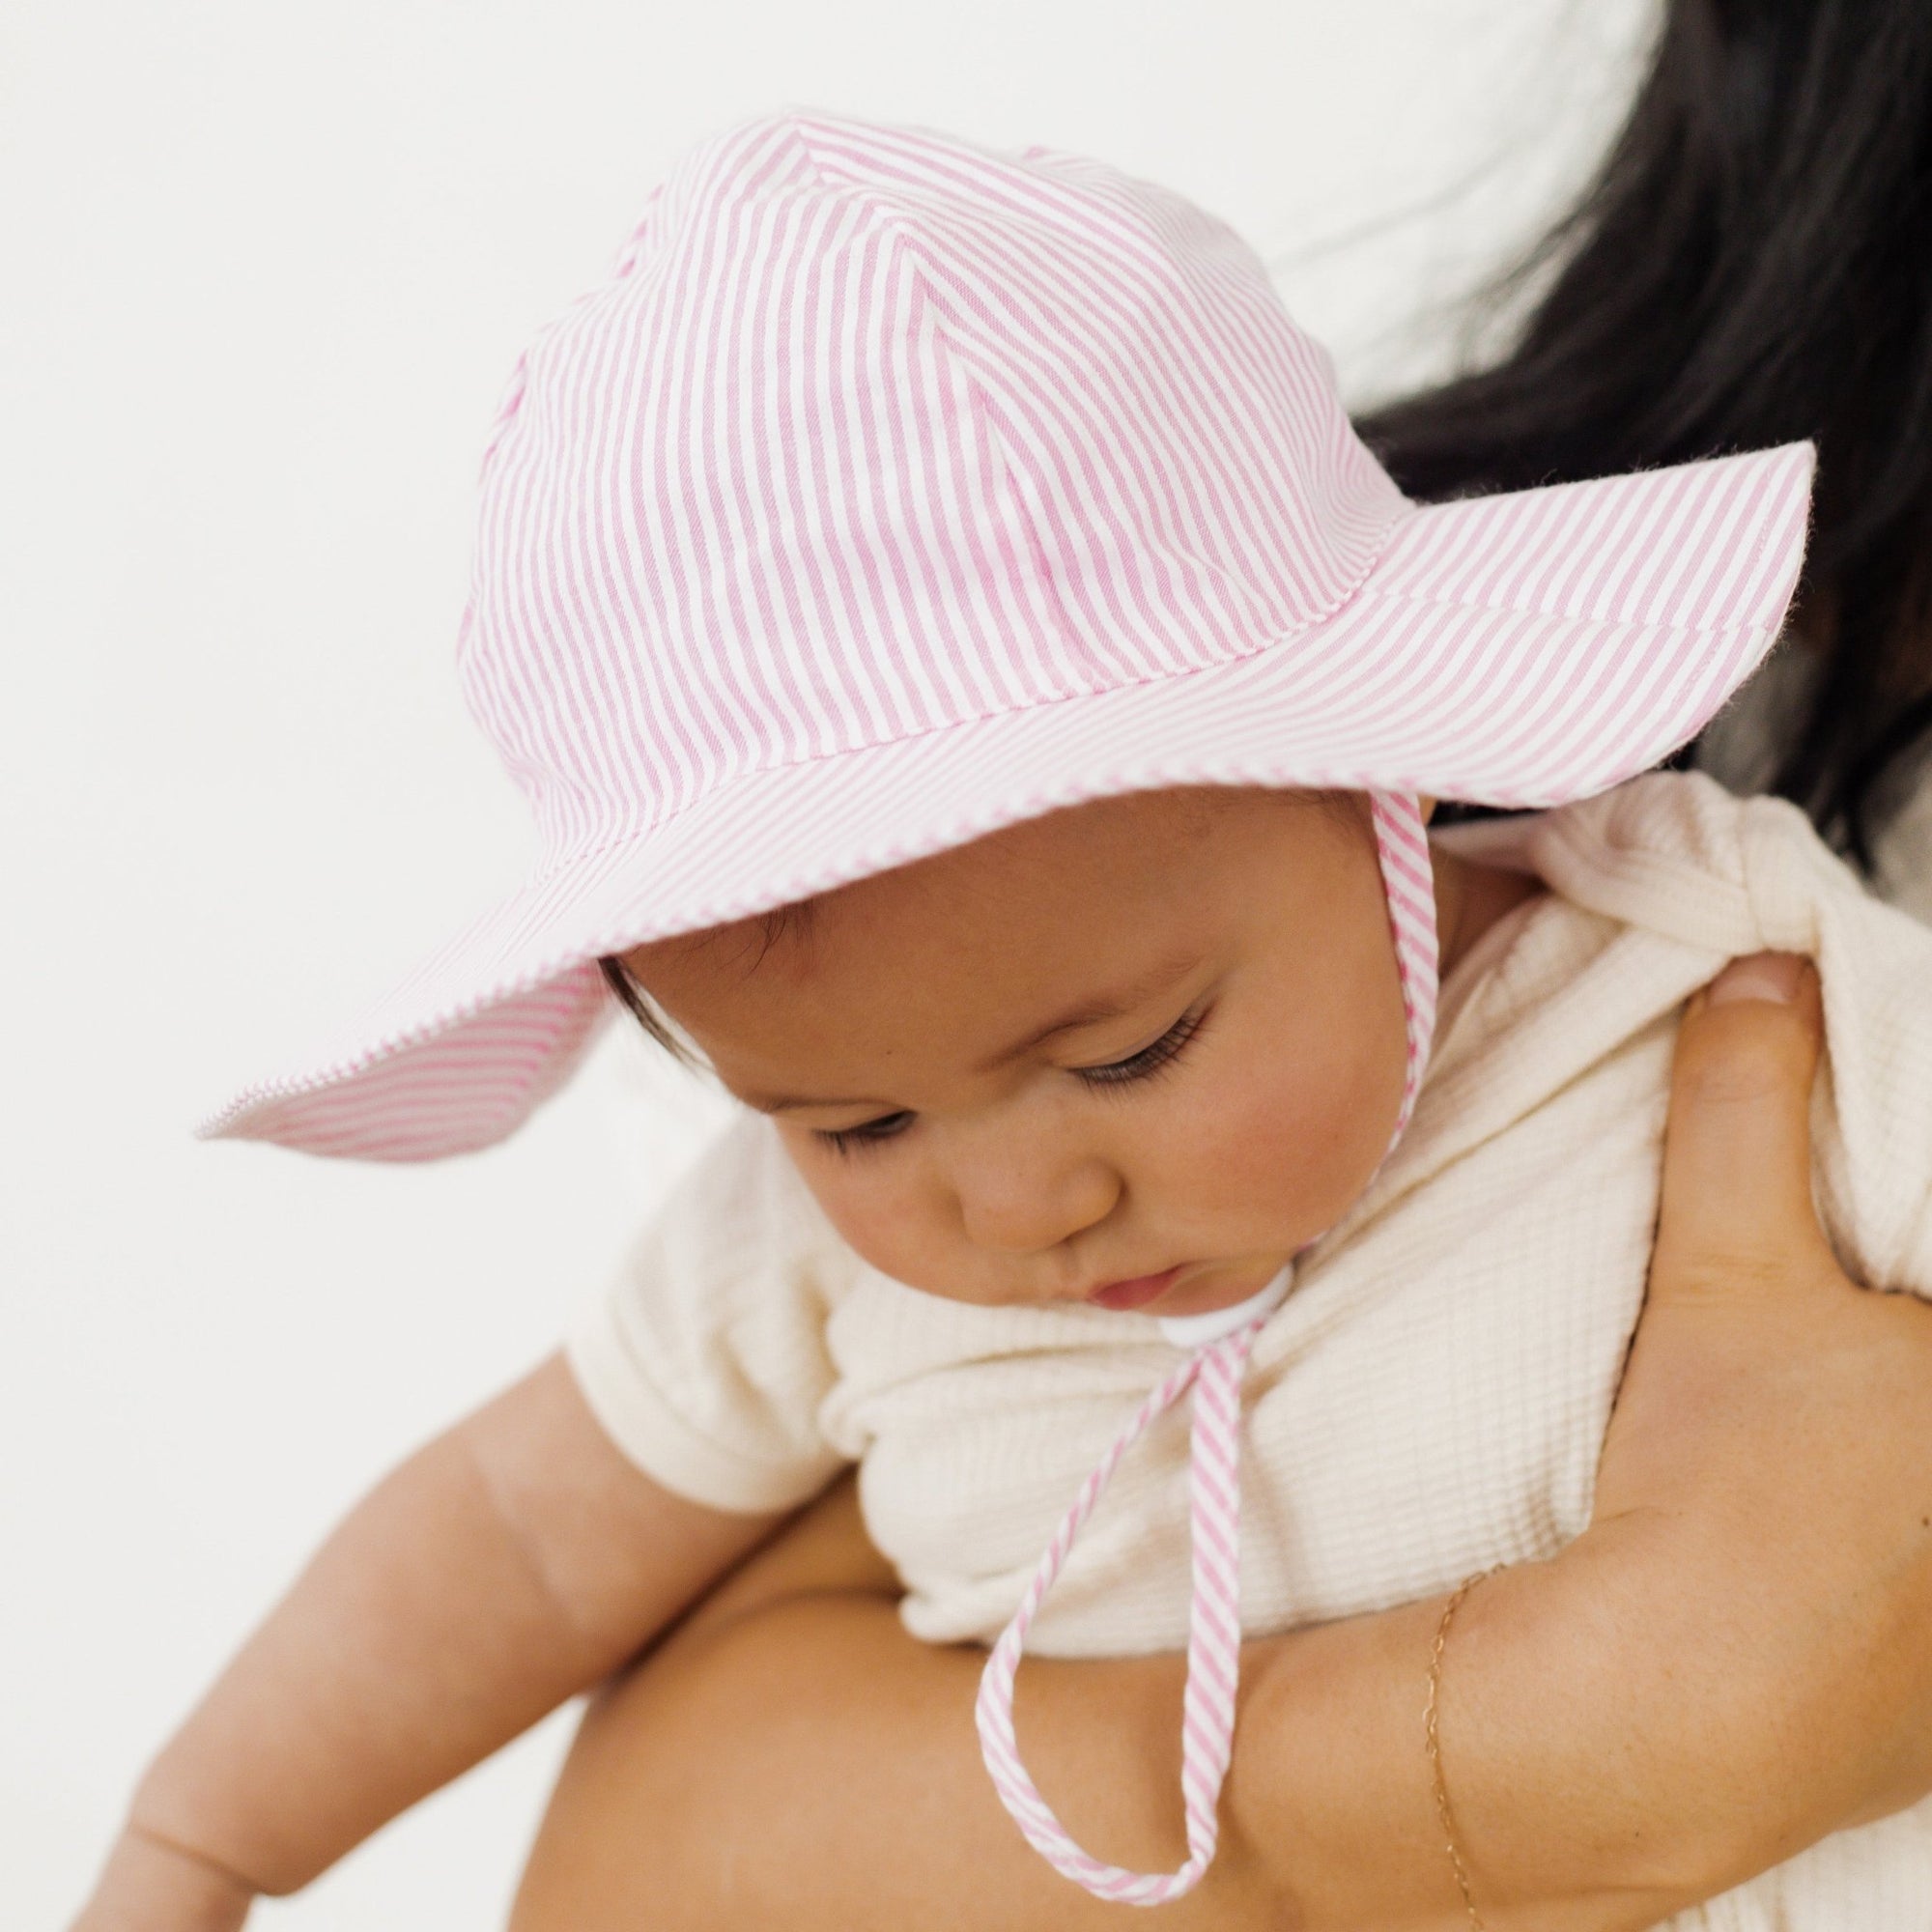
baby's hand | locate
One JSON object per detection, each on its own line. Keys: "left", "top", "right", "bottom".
{"left": 68, "top": 1827, "right": 254, "bottom": 1932}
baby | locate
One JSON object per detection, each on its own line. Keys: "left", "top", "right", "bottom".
{"left": 85, "top": 112, "right": 1932, "bottom": 1929}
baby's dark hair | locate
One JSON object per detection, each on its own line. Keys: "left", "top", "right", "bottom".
{"left": 599, "top": 898, "right": 818, "bottom": 1066}
{"left": 597, "top": 957, "right": 691, "bottom": 1064}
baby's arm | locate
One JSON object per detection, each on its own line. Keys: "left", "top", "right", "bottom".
{"left": 71, "top": 1351, "right": 787, "bottom": 1931}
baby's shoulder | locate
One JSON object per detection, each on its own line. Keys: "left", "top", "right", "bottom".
{"left": 1439, "top": 769, "right": 1932, "bottom": 987}
{"left": 1452, "top": 770, "right": 1920, "bottom": 952}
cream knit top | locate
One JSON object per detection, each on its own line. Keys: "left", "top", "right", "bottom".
{"left": 567, "top": 770, "right": 1932, "bottom": 1930}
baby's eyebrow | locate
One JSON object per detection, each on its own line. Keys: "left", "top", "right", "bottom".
{"left": 742, "top": 951, "right": 1204, "bottom": 1114}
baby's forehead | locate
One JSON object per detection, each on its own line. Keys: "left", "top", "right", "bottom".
{"left": 662, "top": 787, "right": 1315, "bottom": 950}
{"left": 630, "top": 785, "right": 1364, "bottom": 1009}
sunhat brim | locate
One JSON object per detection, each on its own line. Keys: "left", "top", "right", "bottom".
{"left": 202, "top": 440, "right": 1814, "bottom": 1160}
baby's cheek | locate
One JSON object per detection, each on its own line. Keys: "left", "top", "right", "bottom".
{"left": 1179, "top": 1026, "right": 1404, "bottom": 1238}
{"left": 840, "top": 1208, "right": 940, "bottom": 1289}
{"left": 783, "top": 1151, "right": 956, "bottom": 1293}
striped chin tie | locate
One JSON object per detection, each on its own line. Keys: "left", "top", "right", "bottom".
{"left": 974, "top": 789, "right": 1440, "bottom": 1905}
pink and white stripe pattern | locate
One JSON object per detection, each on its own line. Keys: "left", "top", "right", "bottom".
{"left": 1372, "top": 790, "right": 1439, "bottom": 1143}
{"left": 975, "top": 1321, "right": 1262, "bottom": 1905}
{"left": 974, "top": 788, "right": 1438, "bottom": 1902}
{"left": 200, "top": 111, "right": 1812, "bottom": 1160}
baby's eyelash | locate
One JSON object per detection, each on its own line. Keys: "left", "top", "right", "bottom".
{"left": 814, "top": 1112, "right": 914, "bottom": 1158}
{"left": 810, "top": 1006, "right": 1211, "bottom": 1157}
{"left": 1073, "top": 1005, "right": 1210, "bottom": 1091}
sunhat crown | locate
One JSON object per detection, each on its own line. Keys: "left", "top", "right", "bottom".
{"left": 460, "top": 111, "right": 1406, "bottom": 864}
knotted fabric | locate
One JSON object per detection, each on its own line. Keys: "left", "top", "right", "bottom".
{"left": 974, "top": 789, "right": 1440, "bottom": 1903}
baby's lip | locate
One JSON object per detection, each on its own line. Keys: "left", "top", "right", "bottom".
{"left": 1084, "top": 1265, "right": 1185, "bottom": 1312}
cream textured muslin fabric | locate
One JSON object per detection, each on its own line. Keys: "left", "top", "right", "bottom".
{"left": 566, "top": 768, "right": 1932, "bottom": 1929}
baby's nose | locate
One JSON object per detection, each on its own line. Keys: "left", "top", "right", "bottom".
{"left": 954, "top": 1146, "right": 1121, "bottom": 1255}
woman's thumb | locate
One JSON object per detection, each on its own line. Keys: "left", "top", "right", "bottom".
{"left": 1650, "top": 952, "right": 1832, "bottom": 1300}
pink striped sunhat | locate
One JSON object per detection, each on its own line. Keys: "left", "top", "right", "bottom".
{"left": 204, "top": 109, "right": 1815, "bottom": 1162}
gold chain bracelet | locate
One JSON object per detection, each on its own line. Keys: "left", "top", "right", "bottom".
{"left": 1424, "top": 1567, "right": 1499, "bottom": 1930}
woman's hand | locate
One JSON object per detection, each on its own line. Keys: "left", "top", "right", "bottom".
{"left": 1540, "top": 953, "right": 1932, "bottom": 1857}
{"left": 513, "top": 952, "right": 1932, "bottom": 1932}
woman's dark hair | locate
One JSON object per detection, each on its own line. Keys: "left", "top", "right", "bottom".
{"left": 1357, "top": 0, "right": 1932, "bottom": 871}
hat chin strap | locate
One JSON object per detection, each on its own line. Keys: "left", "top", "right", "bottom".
{"left": 975, "top": 788, "right": 1439, "bottom": 1906}
{"left": 1369, "top": 788, "right": 1442, "bottom": 1154}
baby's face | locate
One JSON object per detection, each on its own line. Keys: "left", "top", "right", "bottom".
{"left": 624, "top": 786, "right": 1415, "bottom": 1321}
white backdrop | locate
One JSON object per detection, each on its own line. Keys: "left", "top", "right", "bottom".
{"left": 2, "top": 1, "right": 1653, "bottom": 1923}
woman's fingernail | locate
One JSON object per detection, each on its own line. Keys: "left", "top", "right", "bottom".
{"left": 1706, "top": 952, "right": 1807, "bottom": 1008}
